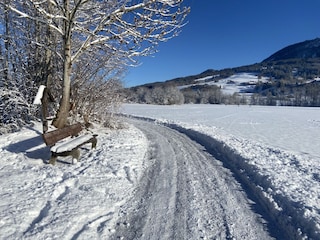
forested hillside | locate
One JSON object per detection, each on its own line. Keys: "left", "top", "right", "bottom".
{"left": 126, "top": 38, "right": 320, "bottom": 107}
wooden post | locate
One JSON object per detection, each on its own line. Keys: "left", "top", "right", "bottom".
{"left": 41, "top": 88, "right": 49, "bottom": 133}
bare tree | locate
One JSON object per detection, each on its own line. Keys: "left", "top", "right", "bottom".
{"left": 5, "top": 0, "right": 190, "bottom": 128}
{"left": 71, "top": 50, "right": 125, "bottom": 123}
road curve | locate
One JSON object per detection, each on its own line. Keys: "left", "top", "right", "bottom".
{"left": 110, "top": 119, "right": 273, "bottom": 240}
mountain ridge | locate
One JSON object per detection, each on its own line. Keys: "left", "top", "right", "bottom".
{"left": 134, "top": 37, "right": 320, "bottom": 87}
{"left": 263, "top": 38, "right": 320, "bottom": 62}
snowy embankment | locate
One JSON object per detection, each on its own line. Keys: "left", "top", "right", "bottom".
{"left": 0, "top": 122, "right": 149, "bottom": 239}
{"left": 122, "top": 104, "right": 320, "bottom": 239}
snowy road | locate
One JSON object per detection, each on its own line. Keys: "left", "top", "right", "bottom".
{"left": 111, "top": 119, "right": 275, "bottom": 240}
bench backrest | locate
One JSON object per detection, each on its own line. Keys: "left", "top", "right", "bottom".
{"left": 43, "top": 122, "right": 83, "bottom": 146}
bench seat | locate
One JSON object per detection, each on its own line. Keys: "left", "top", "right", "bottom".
{"left": 42, "top": 122, "right": 98, "bottom": 165}
{"left": 51, "top": 135, "right": 96, "bottom": 153}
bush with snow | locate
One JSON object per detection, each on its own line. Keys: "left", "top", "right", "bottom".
{"left": 0, "top": 88, "right": 36, "bottom": 134}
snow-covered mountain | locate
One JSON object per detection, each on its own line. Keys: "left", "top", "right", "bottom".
{"left": 126, "top": 38, "right": 320, "bottom": 106}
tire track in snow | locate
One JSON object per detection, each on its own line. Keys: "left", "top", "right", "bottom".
{"left": 110, "top": 119, "right": 274, "bottom": 240}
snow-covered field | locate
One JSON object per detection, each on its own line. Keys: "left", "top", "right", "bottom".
{"left": 122, "top": 103, "right": 320, "bottom": 239}
{"left": 123, "top": 104, "right": 320, "bottom": 161}
{"left": 0, "top": 103, "right": 319, "bottom": 239}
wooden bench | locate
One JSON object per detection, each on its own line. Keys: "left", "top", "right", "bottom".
{"left": 42, "top": 123, "right": 97, "bottom": 165}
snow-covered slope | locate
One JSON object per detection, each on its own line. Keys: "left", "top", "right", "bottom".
{"left": 179, "top": 72, "right": 269, "bottom": 95}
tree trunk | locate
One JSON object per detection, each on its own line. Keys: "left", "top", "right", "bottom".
{"left": 41, "top": 87, "right": 49, "bottom": 133}
{"left": 3, "top": 0, "right": 11, "bottom": 88}
{"left": 52, "top": 0, "right": 72, "bottom": 129}
{"left": 52, "top": 43, "right": 72, "bottom": 128}
{"left": 42, "top": 12, "right": 53, "bottom": 133}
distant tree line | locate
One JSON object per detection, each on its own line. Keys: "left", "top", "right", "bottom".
{"left": 251, "top": 80, "right": 320, "bottom": 107}
{"left": 127, "top": 86, "right": 185, "bottom": 105}
{"left": 126, "top": 85, "right": 246, "bottom": 105}
{"left": 125, "top": 80, "right": 320, "bottom": 107}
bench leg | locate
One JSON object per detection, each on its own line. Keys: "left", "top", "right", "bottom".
{"left": 49, "top": 153, "right": 57, "bottom": 165}
{"left": 91, "top": 137, "right": 97, "bottom": 149}
{"left": 71, "top": 148, "right": 81, "bottom": 164}
{"left": 49, "top": 149, "right": 80, "bottom": 165}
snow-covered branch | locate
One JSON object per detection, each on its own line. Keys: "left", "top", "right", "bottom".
{"left": 7, "top": 4, "right": 64, "bottom": 35}
{"left": 71, "top": 0, "right": 190, "bottom": 63}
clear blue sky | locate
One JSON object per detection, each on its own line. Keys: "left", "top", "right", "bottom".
{"left": 124, "top": 0, "right": 320, "bottom": 87}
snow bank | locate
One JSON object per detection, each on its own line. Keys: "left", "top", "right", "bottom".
{"left": 172, "top": 122, "right": 320, "bottom": 239}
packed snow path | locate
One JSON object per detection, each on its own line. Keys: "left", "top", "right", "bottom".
{"left": 110, "top": 119, "right": 275, "bottom": 239}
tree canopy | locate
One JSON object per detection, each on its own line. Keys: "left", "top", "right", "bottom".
{"left": 1, "top": 0, "right": 190, "bottom": 131}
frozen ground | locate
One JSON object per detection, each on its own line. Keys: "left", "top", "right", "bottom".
{"left": 0, "top": 103, "right": 319, "bottom": 239}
